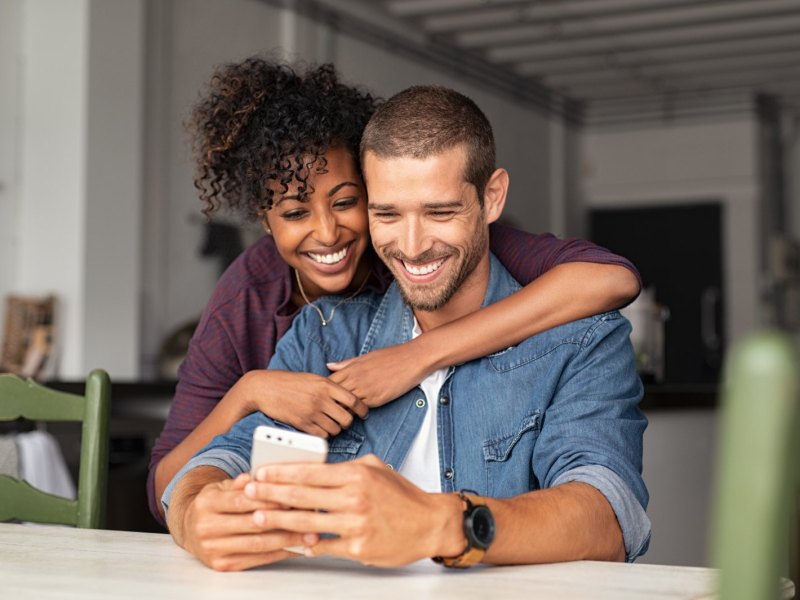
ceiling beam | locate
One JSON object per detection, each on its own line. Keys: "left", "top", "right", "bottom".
{"left": 456, "top": 0, "right": 800, "bottom": 48}
{"left": 487, "top": 13, "right": 800, "bottom": 62}
{"left": 421, "top": 0, "right": 713, "bottom": 33}
{"left": 514, "top": 34, "right": 800, "bottom": 77}
{"left": 541, "top": 50, "right": 800, "bottom": 87}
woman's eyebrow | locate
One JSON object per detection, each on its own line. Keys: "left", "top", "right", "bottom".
{"left": 328, "top": 181, "right": 360, "bottom": 196}
{"left": 273, "top": 194, "right": 302, "bottom": 206}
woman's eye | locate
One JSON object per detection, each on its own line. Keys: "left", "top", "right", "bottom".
{"left": 333, "top": 197, "right": 359, "bottom": 209}
{"left": 281, "top": 210, "right": 307, "bottom": 220}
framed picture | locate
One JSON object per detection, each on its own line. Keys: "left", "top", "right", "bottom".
{"left": 0, "top": 295, "right": 58, "bottom": 379}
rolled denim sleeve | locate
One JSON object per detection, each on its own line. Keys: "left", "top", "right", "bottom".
{"left": 553, "top": 465, "right": 651, "bottom": 562}
{"left": 532, "top": 312, "right": 650, "bottom": 559}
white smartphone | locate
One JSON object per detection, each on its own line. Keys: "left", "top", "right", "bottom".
{"left": 250, "top": 425, "right": 329, "bottom": 476}
{"left": 250, "top": 426, "right": 328, "bottom": 555}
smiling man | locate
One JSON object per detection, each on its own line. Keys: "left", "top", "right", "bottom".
{"left": 162, "top": 86, "right": 650, "bottom": 571}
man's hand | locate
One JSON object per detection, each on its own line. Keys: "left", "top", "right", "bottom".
{"left": 169, "top": 468, "right": 317, "bottom": 571}
{"left": 245, "top": 455, "right": 465, "bottom": 567}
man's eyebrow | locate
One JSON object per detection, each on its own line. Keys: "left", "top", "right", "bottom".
{"left": 328, "top": 181, "right": 360, "bottom": 197}
{"left": 424, "top": 201, "right": 463, "bottom": 210}
{"left": 368, "top": 200, "right": 465, "bottom": 211}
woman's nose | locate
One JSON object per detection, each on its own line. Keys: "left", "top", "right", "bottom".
{"left": 312, "top": 210, "right": 338, "bottom": 245}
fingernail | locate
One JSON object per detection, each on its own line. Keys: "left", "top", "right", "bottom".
{"left": 303, "top": 533, "right": 317, "bottom": 544}
{"left": 303, "top": 547, "right": 315, "bottom": 557}
{"left": 245, "top": 483, "right": 256, "bottom": 497}
{"left": 253, "top": 511, "right": 265, "bottom": 526}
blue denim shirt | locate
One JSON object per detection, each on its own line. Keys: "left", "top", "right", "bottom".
{"left": 164, "top": 253, "right": 651, "bottom": 561}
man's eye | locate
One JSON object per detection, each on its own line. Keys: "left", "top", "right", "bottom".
{"left": 431, "top": 211, "right": 455, "bottom": 218}
{"left": 373, "top": 212, "right": 397, "bottom": 219}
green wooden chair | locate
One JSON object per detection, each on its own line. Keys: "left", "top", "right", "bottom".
{"left": 0, "top": 369, "right": 110, "bottom": 528}
{"left": 711, "top": 331, "right": 799, "bottom": 599}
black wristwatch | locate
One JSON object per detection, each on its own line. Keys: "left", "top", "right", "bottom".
{"left": 433, "top": 491, "right": 495, "bottom": 568}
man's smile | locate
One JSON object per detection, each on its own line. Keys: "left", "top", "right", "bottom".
{"left": 396, "top": 256, "right": 451, "bottom": 283}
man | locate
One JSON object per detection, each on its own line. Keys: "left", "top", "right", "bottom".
{"left": 163, "top": 86, "right": 650, "bottom": 572}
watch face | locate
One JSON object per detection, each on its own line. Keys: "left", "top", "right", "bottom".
{"left": 470, "top": 506, "right": 496, "bottom": 549}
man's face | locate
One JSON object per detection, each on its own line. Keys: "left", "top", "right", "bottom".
{"left": 364, "top": 145, "right": 490, "bottom": 312}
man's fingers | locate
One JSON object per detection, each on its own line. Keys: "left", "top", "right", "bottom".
{"left": 194, "top": 531, "right": 304, "bottom": 571}
{"left": 252, "top": 507, "right": 357, "bottom": 536}
{"left": 257, "top": 456, "right": 383, "bottom": 487}
{"left": 191, "top": 512, "right": 269, "bottom": 538}
{"left": 304, "top": 536, "right": 354, "bottom": 560}
{"left": 247, "top": 482, "right": 354, "bottom": 512}
{"left": 199, "top": 486, "right": 276, "bottom": 515}
{"left": 207, "top": 549, "right": 298, "bottom": 572}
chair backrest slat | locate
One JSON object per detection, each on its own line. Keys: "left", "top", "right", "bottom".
{"left": 0, "top": 376, "right": 84, "bottom": 421}
{"left": 0, "top": 369, "right": 110, "bottom": 528}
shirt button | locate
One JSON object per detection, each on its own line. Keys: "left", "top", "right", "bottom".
{"left": 439, "top": 396, "right": 450, "bottom": 405}
{"left": 415, "top": 398, "right": 426, "bottom": 408}
{"left": 444, "top": 468, "right": 454, "bottom": 480}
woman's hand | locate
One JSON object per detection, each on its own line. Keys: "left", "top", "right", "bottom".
{"left": 235, "top": 370, "right": 369, "bottom": 438}
{"left": 327, "top": 341, "right": 430, "bottom": 409}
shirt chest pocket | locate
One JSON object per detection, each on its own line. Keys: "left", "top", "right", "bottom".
{"left": 482, "top": 410, "right": 542, "bottom": 496}
{"left": 326, "top": 429, "right": 365, "bottom": 465}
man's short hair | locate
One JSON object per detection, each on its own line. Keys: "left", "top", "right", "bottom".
{"left": 360, "top": 86, "right": 496, "bottom": 206}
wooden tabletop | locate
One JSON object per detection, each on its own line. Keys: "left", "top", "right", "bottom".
{"left": 0, "top": 522, "right": 786, "bottom": 599}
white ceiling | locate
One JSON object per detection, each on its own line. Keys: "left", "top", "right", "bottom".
{"left": 357, "top": 0, "right": 800, "bottom": 125}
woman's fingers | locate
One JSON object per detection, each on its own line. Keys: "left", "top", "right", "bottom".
{"left": 324, "top": 379, "right": 369, "bottom": 420}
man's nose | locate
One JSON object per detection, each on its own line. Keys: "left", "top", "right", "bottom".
{"left": 312, "top": 211, "right": 338, "bottom": 246}
{"left": 398, "top": 217, "right": 427, "bottom": 259}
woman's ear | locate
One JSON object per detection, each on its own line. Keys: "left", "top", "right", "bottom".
{"left": 258, "top": 210, "right": 272, "bottom": 235}
{"left": 482, "top": 168, "right": 509, "bottom": 225}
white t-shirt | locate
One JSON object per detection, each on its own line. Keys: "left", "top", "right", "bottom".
{"left": 397, "top": 319, "right": 448, "bottom": 493}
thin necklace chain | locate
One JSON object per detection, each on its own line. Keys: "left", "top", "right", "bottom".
{"left": 294, "top": 267, "right": 371, "bottom": 326}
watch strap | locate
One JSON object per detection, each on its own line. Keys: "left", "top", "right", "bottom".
{"left": 433, "top": 492, "right": 489, "bottom": 569}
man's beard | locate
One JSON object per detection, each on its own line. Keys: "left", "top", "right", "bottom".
{"left": 382, "top": 224, "right": 488, "bottom": 312}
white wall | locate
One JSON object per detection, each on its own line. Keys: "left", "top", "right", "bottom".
{"left": 8, "top": 0, "right": 145, "bottom": 379}
{"left": 0, "top": 0, "right": 22, "bottom": 336}
{"left": 140, "top": 0, "right": 554, "bottom": 374}
{"left": 17, "top": 0, "right": 90, "bottom": 377}
{"left": 640, "top": 409, "right": 719, "bottom": 567}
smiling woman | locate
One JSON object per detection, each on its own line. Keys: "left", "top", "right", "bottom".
{"left": 147, "top": 56, "right": 644, "bottom": 530}
{"left": 264, "top": 146, "right": 372, "bottom": 304}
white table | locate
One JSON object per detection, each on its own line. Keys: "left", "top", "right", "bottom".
{"left": 0, "top": 523, "right": 790, "bottom": 599}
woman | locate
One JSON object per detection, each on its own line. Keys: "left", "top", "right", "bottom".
{"left": 148, "top": 57, "right": 641, "bottom": 525}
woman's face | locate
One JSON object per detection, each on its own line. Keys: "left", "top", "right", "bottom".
{"left": 264, "top": 146, "right": 370, "bottom": 301}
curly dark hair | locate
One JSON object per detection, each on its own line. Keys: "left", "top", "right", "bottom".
{"left": 188, "top": 57, "right": 379, "bottom": 220}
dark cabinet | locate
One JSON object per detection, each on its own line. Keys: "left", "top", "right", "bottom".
{"left": 590, "top": 202, "right": 725, "bottom": 384}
